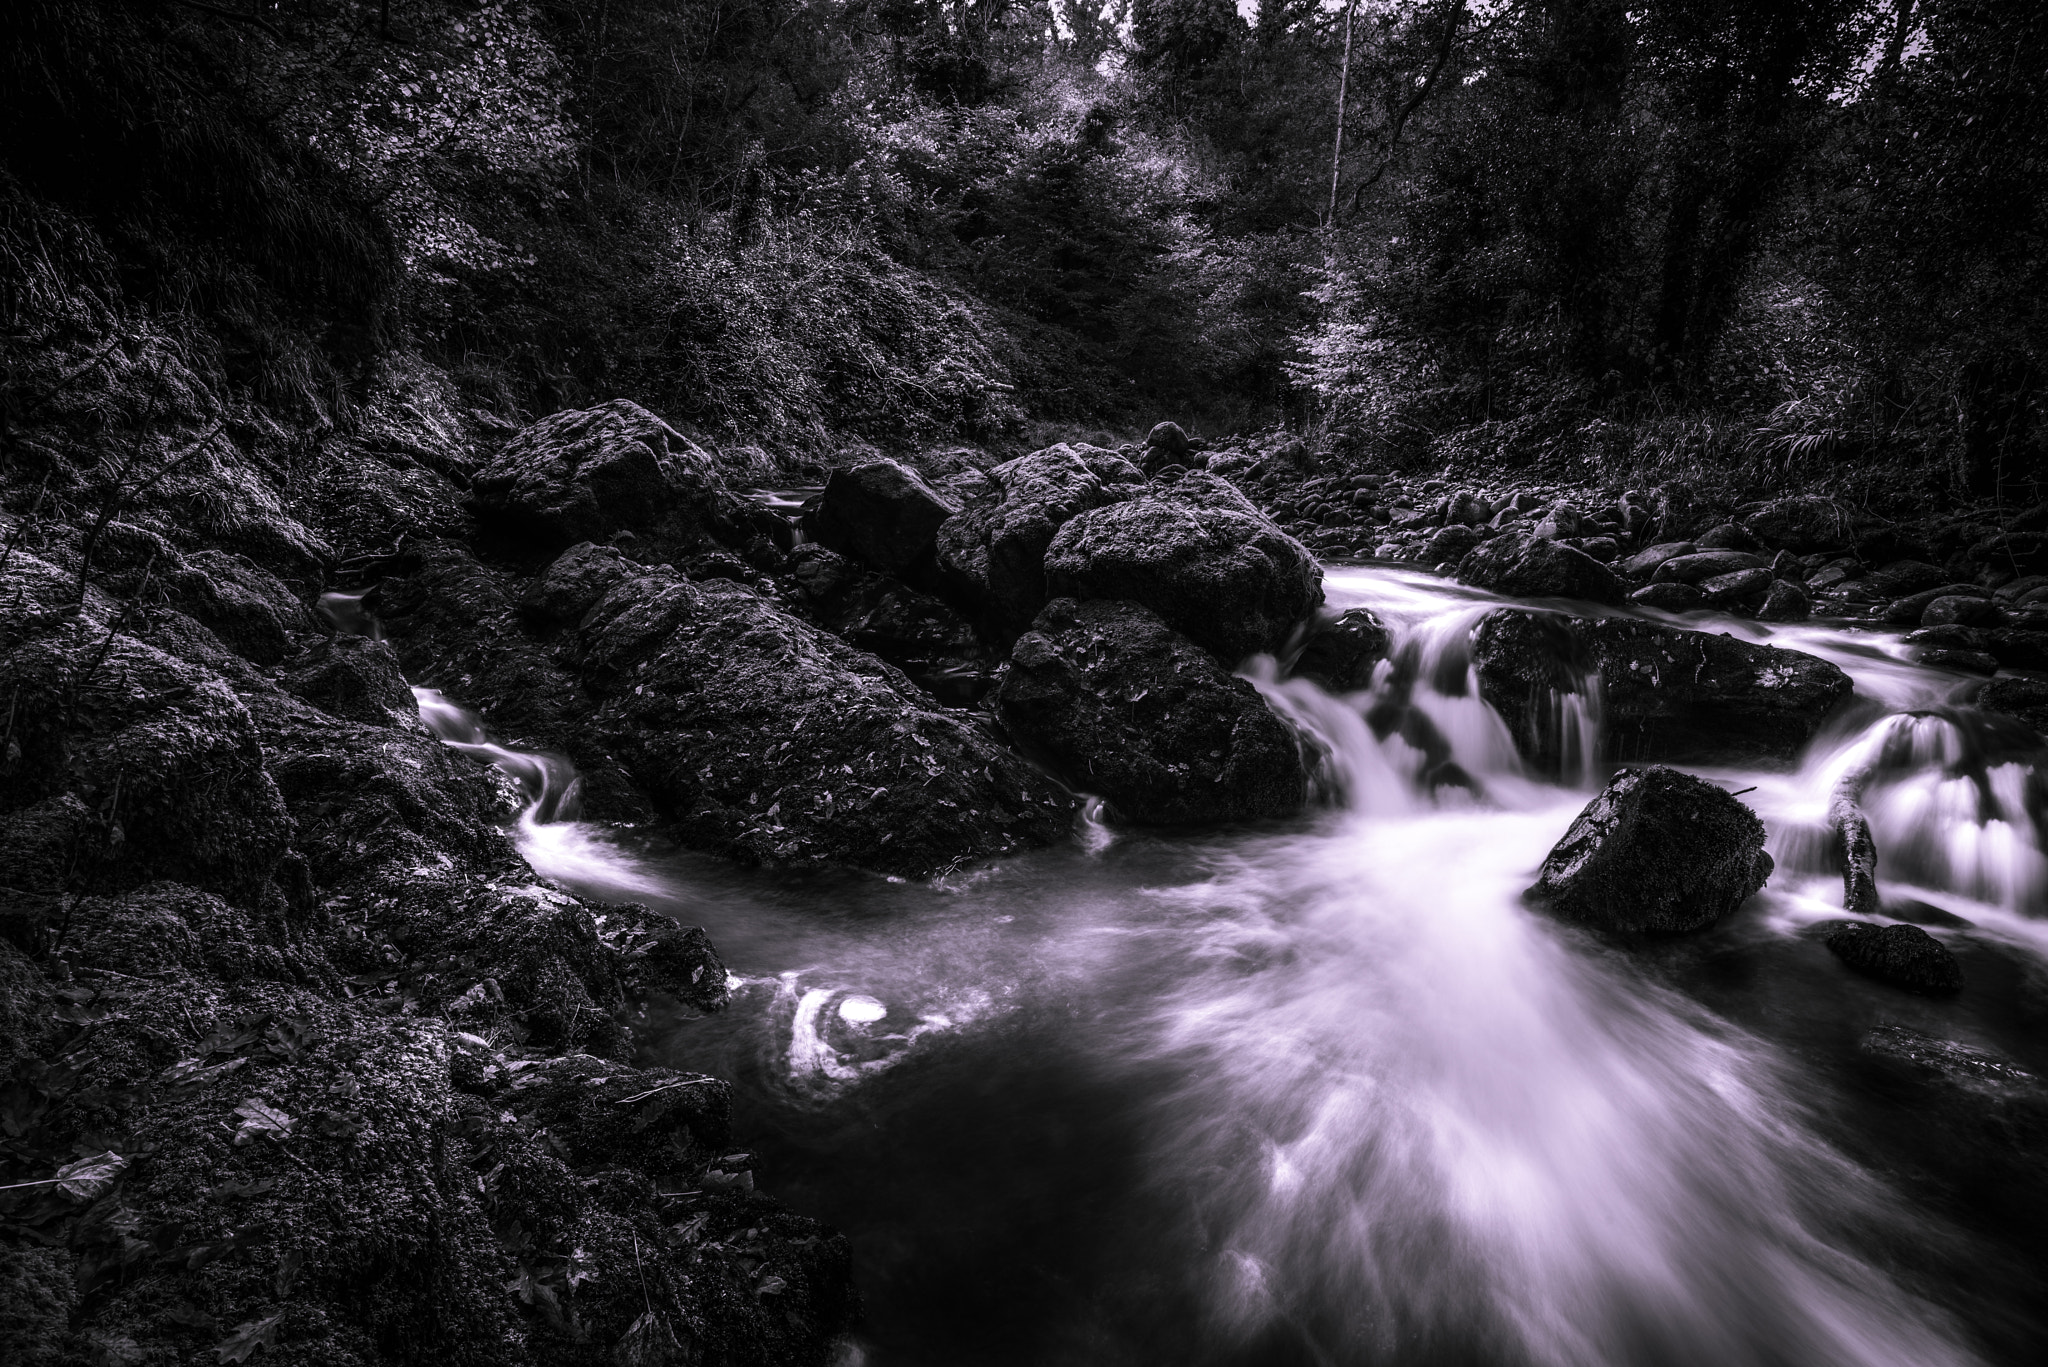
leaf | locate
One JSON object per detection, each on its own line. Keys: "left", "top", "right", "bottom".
{"left": 232, "top": 1101, "right": 296, "bottom": 1146}
{"left": 274, "top": 1249, "right": 304, "bottom": 1298}
{"left": 162, "top": 1057, "right": 249, "bottom": 1087}
{"left": 213, "top": 1312, "right": 284, "bottom": 1363}
{"left": 55, "top": 1150, "right": 128, "bottom": 1201}
{"left": 614, "top": 1310, "right": 681, "bottom": 1367}
{"left": 755, "top": 1274, "right": 787, "bottom": 1297}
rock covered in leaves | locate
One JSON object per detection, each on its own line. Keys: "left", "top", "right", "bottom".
{"left": 1473, "top": 609, "right": 1852, "bottom": 767}
{"left": 574, "top": 563, "right": 1075, "bottom": 875}
{"left": 1457, "top": 530, "right": 1624, "bottom": 605}
{"left": 933, "top": 442, "right": 1146, "bottom": 642}
{"left": 471, "top": 399, "right": 726, "bottom": 552}
{"left": 1820, "top": 920, "right": 1964, "bottom": 994}
{"left": 1526, "top": 766, "right": 1773, "bottom": 933}
{"left": 1042, "top": 471, "right": 1324, "bottom": 662}
{"left": 995, "top": 597, "right": 1308, "bottom": 825}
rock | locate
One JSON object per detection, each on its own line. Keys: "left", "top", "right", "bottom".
{"left": 168, "top": 549, "right": 316, "bottom": 665}
{"left": 1629, "top": 582, "right": 1705, "bottom": 612}
{"left": 1425, "top": 523, "right": 1483, "bottom": 565}
{"left": 1977, "top": 676, "right": 2048, "bottom": 731}
{"left": 933, "top": 443, "right": 1146, "bottom": 642}
{"left": 0, "top": 1246, "right": 73, "bottom": 1365}
{"left": 1572, "top": 535, "right": 1621, "bottom": 563}
{"left": 278, "top": 635, "right": 419, "bottom": 728}
{"left": 786, "top": 545, "right": 994, "bottom": 704}
{"left": 1145, "top": 420, "right": 1191, "bottom": 462}
{"left": 1474, "top": 610, "right": 1853, "bottom": 767}
{"left": 995, "top": 598, "right": 1308, "bottom": 825}
{"left": 1742, "top": 496, "right": 1854, "bottom": 552}
{"left": 1651, "top": 550, "right": 1769, "bottom": 584}
{"left": 577, "top": 565, "right": 1075, "bottom": 875}
{"left": 810, "top": 458, "right": 960, "bottom": 577}
{"left": 1531, "top": 501, "right": 1584, "bottom": 540}
{"left": 1697, "top": 522, "right": 1764, "bottom": 552}
{"left": 1915, "top": 648, "right": 2000, "bottom": 674}
{"left": 1525, "top": 767, "right": 1772, "bottom": 933}
{"left": 471, "top": 399, "right": 722, "bottom": 552}
{"left": 599, "top": 910, "right": 731, "bottom": 1014}
{"left": 1983, "top": 627, "right": 2048, "bottom": 670}
{"left": 506, "top": 1053, "right": 731, "bottom": 1172}
{"left": 520, "top": 540, "right": 638, "bottom": 627}
{"left": 1820, "top": 920, "right": 1963, "bottom": 994}
{"left": 1865, "top": 560, "right": 1947, "bottom": 598}
{"left": 1881, "top": 582, "right": 1989, "bottom": 624}
{"left": 1292, "top": 608, "right": 1393, "bottom": 692}
{"left": 1457, "top": 531, "right": 1624, "bottom": 606}
{"left": 1757, "top": 578, "right": 1811, "bottom": 622}
{"left": 1701, "top": 567, "right": 1774, "bottom": 607}
{"left": 1042, "top": 472, "right": 1323, "bottom": 663}
{"left": 1921, "top": 594, "right": 2006, "bottom": 628}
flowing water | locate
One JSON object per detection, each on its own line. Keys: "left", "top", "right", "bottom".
{"left": 415, "top": 567, "right": 2048, "bottom": 1367}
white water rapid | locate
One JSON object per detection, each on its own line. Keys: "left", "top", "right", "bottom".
{"left": 411, "top": 565, "right": 2048, "bottom": 1367}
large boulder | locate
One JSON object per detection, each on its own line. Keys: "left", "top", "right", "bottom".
{"left": 933, "top": 443, "right": 1146, "bottom": 642}
{"left": 1042, "top": 472, "right": 1323, "bottom": 662}
{"left": 471, "top": 399, "right": 724, "bottom": 551}
{"left": 1525, "top": 766, "right": 1773, "bottom": 933}
{"left": 1473, "top": 610, "right": 1853, "bottom": 767}
{"left": 810, "top": 458, "right": 959, "bottom": 577}
{"left": 575, "top": 565, "right": 1075, "bottom": 875}
{"left": 1457, "top": 531, "right": 1624, "bottom": 606}
{"left": 995, "top": 598, "right": 1309, "bottom": 825}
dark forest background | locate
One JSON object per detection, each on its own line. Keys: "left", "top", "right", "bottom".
{"left": 3, "top": 0, "right": 2043, "bottom": 505}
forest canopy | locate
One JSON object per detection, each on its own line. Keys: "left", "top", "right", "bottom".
{"left": 3, "top": 0, "right": 2041, "bottom": 501}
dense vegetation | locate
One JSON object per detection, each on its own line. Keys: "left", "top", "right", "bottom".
{"left": 3, "top": 0, "right": 2043, "bottom": 501}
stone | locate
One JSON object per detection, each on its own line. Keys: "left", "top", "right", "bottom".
{"left": 1865, "top": 560, "right": 1949, "bottom": 598}
{"left": 1820, "top": 920, "right": 1963, "bottom": 994}
{"left": 278, "top": 635, "right": 420, "bottom": 728}
{"left": 810, "top": 458, "right": 960, "bottom": 577}
{"left": 933, "top": 443, "right": 1146, "bottom": 642}
{"left": 1525, "top": 766, "right": 1772, "bottom": 933}
{"left": 1757, "top": 578, "right": 1811, "bottom": 622}
{"left": 1977, "top": 676, "right": 2048, "bottom": 732}
{"left": 471, "top": 399, "right": 723, "bottom": 552}
{"left": 520, "top": 541, "right": 637, "bottom": 627}
{"left": 1700, "top": 567, "right": 1774, "bottom": 607}
{"left": 786, "top": 545, "right": 994, "bottom": 705}
{"left": 1921, "top": 594, "right": 2006, "bottom": 628}
{"left": 995, "top": 598, "right": 1308, "bottom": 826}
{"left": 1741, "top": 496, "right": 1854, "bottom": 553}
{"left": 1145, "top": 420, "right": 1191, "bottom": 461}
{"left": 1425, "top": 523, "right": 1484, "bottom": 565}
{"left": 1881, "top": 583, "right": 1989, "bottom": 625}
{"left": 1292, "top": 608, "right": 1393, "bottom": 692}
{"left": 1474, "top": 610, "right": 1854, "bottom": 768}
{"left": 1651, "top": 550, "right": 1770, "bottom": 585}
{"left": 1697, "top": 522, "right": 1764, "bottom": 552}
{"left": 1457, "top": 531, "right": 1624, "bottom": 606}
{"left": 1629, "top": 582, "right": 1705, "bottom": 612}
{"left": 1042, "top": 472, "right": 1323, "bottom": 663}
{"left": 1984, "top": 628, "right": 2048, "bottom": 670}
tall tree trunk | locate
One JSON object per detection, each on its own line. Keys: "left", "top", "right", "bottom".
{"left": 1328, "top": 0, "right": 1357, "bottom": 226}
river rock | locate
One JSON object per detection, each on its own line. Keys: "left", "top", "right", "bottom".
{"left": 1425, "top": 523, "right": 1484, "bottom": 565}
{"left": 1820, "top": 920, "right": 1963, "bottom": 993}
{"left": 1630, "top": 582, "right": 1705, "bottom": 611}
{"left": 1984, "top": 627, "right": 2048, "bottom": 670}
{"left": 995, "top": 598, "right": 1308, "bottom": 825}
{"left": 1525, "top": 766, "right": 1772, "bottom": 933}
{"left": 520, "top": 540, "right": 638, "bottom": 626}
{"left": 278, "top": 634, "right": 419, "bottom": 728}
{"left": 1042, "top": 472, "right": 1322, "bottom": 663}
{"left": 1976, "top": 676, "right": 2048, "bottom": 732}
{"left": 1652, "top": 550, "right": 1769, "bottom": 585}
{"left": 810, "top": 458, "right": 959, "bottom": 577}
{"left": 1743, "top": 495, "right": 1854, "bottom": 552}
{"left": 1757, "top": 579, "right": 1811, "bottom": 622}
{"left": 1701, "top": 567, "right": 1774, "bottom": 607}
{"left": 1865, "top": 560, "right": 1948, "bottom": 598}
{"left": 1291, "top": 608, "right": 1393, "bottom": 692}
{"left": 933, "top": 442, "right": 1146, "bottom": 642}
{"left": 576, "top": 564, "right": 1074, "bottom": 875}
{"left": 471, "top": 399, "right": 723, "bottom": 552}
{"left": 1457, "top": 531, "right": 1624, "bottom": 605}
{"left": 1697, "top": 522, "right": 1764, "bottom": 552}
{"left": 1922, "top": 594, "right": 2006, "bottom": 628}
{"left": 1880, "top": 582, "right": 1987, "bottom": 624}
{"left": 1473, "top": 610, "right": 1853, "bottom": 767}
{"left": 787, "top": 544, "right": 994, "bottom": 704}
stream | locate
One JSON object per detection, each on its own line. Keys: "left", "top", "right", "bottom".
{"left": 417, "top": 566, "right": 2048, "bottom": 1367}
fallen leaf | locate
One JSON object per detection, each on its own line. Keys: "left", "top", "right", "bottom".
{"left": 213, "top": 1312, "right": 284, "bottom": 1363}
{"left": 232, "top": 1100, "right": 296, "bottom": 1146}
{"left": 55, "top": 1150, "right": 128, "bottom": 1201}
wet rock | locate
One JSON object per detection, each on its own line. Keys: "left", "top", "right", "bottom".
{"left": 1757, "top": 579, "right": 1811, "bottom": 622}
{"left": 1881, "top": 582, "right": 1988, "bottom": 624}
{"left": 996, "top": 598, "right": 1308, "bottom": 825}
{"left": 1629, "top": 582, "right": 1705, "bottom": 612}
{"left": 166, "top": 549, "right": 316, "bottom": 666}
{"left": 1922, "top": 594, "right": 2006, "bottom": 628}
{"left": 1651, "top": 550, "right": 1769, "bottom": 585}
{"left": 1457, "top": 531, "right": 1624, "bottom": 605}
{"left": 1701, "top": 567, "right": 1774, "bottom": 607}
{"left": 1043, "top": 472, "right": 1323, "bottom": 662}
{"left": 277, "top": 634, "right": 419, "bottom": 727}
{"left": 507, "top": 1053, "right": 732, "bottom": 1172}
{"left": 1984, "top": 627, "right": 2048, "bottom": 670}
{"left": 1976, "top": 676, "right": 2048, "bottom": 732}
{"left": 1820, "top": 920, "right": 1963, "bottom": 994}
{"left": 1697, "top": 522, "right": 1764, "bottom": 552}
{"left": 933, "top": 442, "right": 1146, "bottom": 642}
{"left": 1291, "top": 608, "right": 1393, "bottom": 692}
{"left": 811, "top": 458, "right": 959, "bottom": 577}
{"left": 1572, "top": 535, "right": 1621, "bottom": 563}
{"left": 520, "top": 540, "right": 637, "bottom": 627}
{"left": 1743, "top": 495, "right": 1854, "bottom": 552}
{"left": 1146, "top": 420, "right": 1191, "bottom": 462}
{"left": 471, "top": 399, "right": 723, "bottom": 552}
{"left": 578, "top": 565, "right": 1074, "bottom": 875}
{"left": 1425, "top": 523, "right": 1483, "bottom": 566}
{"left": 1525, "top": 766, "right": 1772, "bottom": 933}
{"left": 1473, "top": 610, "right": 1853, "bottom": 767}
{"left": 786, "top": 545, "right": 994, "bottom": 704}
{"left": 598, "top": 910, "right": 730, "bottom": 1014}
{"left": 1866, "top": 560, "right": 1948, "bottom": 598}
{"left": 1914, "top": 648, "right": 1999, "bottom": 674}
